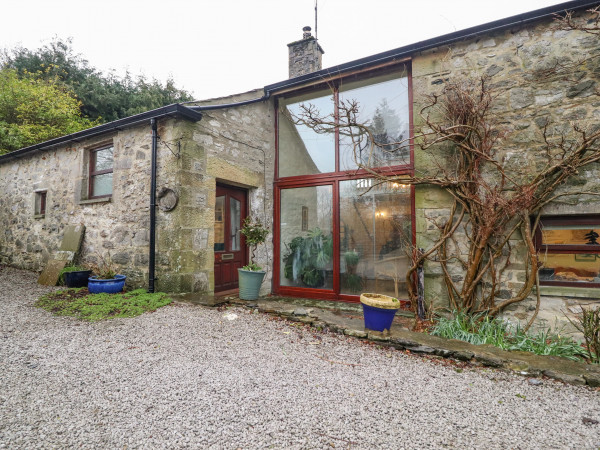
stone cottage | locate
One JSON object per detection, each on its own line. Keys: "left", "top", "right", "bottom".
{"left": 0, "top": 0, "right": 598, "bottom": 329}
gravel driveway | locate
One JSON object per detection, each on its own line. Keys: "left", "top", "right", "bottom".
{"left": 1, "top": 267, "right": 599, "bottom": 449}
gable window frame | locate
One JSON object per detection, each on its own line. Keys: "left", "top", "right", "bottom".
{"left": 88, "top": 144, "right": 114, "bottom": 199}
{"left": 273, "top": 62, "right": 416, "bottom": 302}
{"left": 534, "top": 215, "right": 600, "bottom": 289}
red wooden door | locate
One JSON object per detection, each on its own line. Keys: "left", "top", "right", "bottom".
{"left": 214, "top": 185, "right": 248, "bottom": 292}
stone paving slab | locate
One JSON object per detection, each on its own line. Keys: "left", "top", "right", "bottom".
{"left": 37, "top": 259, "right": 67, "bottom": 286}
{"left": 59, "top": 224, "right": 85, "bottom": 252}
{"left": 220, "top": 296, "right": 600, "bottom": 388}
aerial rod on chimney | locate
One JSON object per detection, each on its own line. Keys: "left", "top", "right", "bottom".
{"left": 315, "top": 0, "right": 318, "bottom": 40}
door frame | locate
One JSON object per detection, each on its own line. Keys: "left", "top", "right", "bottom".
{"left": 214, "top": 183, "right": 249, "bottom": 293}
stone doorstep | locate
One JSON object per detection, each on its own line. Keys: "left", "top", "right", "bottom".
{"left": 220, "top": 297, "right": 600, "bottom": 388}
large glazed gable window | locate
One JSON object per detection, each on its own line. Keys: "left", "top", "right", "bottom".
{"left": 89, "top": 145, "right": 114, "bottom": 198}
{"left": 274, "top": 64, "right": 414, "bottom": 301}
{"left": 277, "top": 66, "right": 410, "bottom": 178}
{"left": 536, "top": 216, "right": 600, "bottom": 288}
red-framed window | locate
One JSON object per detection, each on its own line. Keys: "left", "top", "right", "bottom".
{"left": 89, "top": 145, "right": 114, "bottom": 198}
{"left": 273, "top": 63, "right": 415, "bottom": 302}
{"left": 34, "top": 191, "right": 47, "bottom": 216}
{"left": 535, "top": 215, "right": 600, "bottom": 288}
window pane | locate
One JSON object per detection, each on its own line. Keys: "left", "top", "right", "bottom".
{"left": 230, "top": 198, "right": 241, "bottom": 251}
{"left": 35, "top": 192, "right": 46, "bottom": 215}
{"left": 214, "top": 196, "right": 225, "bottom": 251}
{"left": 94, "top": 147, "right": 114, "bottom": 171}
{"left": 340, "top": 180, "right": 412, "bottom": 297}
{"left": 542, "top": 225, "right": 600, "bottom": 246}
{"left": 539, "top": 253, "right": 600, "bottom": 284}
{"left": 339, "top": 73, "right": 410, "bottom": 170}
{"left": 92, "top": 173, "right": 112, "bottom": 197}
{"left": 280, "top": 186, "right": 333, "bottom": 290}
{"left": 278, "top": 90, "right": 335, "bottom": 177}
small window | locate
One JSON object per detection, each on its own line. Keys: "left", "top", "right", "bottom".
{"left": 301, "top": 206, "right": 309, "bottom": 231}
{"left": 89, "top": 146, "right": 114, "bottom": 198}
{"left": 535, "top": 216, "right": 600, "bottom": 288}
{"left": 34, "top": 191, "right": 47, "bottom": 216}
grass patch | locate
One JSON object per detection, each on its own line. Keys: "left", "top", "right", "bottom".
{"left": 35, "top": 288, "right": 172, "bottom": 321}
{"left": 430, "top": 311, "right": 589, "bottom": 362}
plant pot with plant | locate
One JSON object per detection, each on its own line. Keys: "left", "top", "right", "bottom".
{"left": 360, "top": 293, "right": 400, "bottom": 332}
{"left": 87, "top": 253, "right": 126, "bottom": 294}
{"left": 59, "top": 265, "right": 93, "bottom": 288}
{"left": 238, "top": 217, "right": 269, "bottom": 300}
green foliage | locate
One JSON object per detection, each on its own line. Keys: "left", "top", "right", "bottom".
{"left": 58, "top": 265, "right": 88, "bottom": 285}
{"left": 283, "top": 228, "right": 333, "bottom": 288}
{"left": 242, "top": 263, "right": 263, "bottom": 272}
{"left": 1, "top": 38, "right": 193, "bottom": 125}
{"left": 35, "top": 288, "right": 172, "bottom": 321}
{"left": 240, "top": 217, "right": 269, "bottom": 246}
{"left": 0, "top": 68, "right": 94, "bottom": 154}
{"left": 342, "top": 273, "right": 363, "bottom": 292}
{"left": 567, "top": 307, "right": 600, "bottom": 364}
{"left": 431, "top": 311, "right": 589, "bottom": 362}
{"left": 240, "top": 217, "right": 269, "bottom": 268}
{"left": 343, "top": 251, "right": 360, "bottom": 267}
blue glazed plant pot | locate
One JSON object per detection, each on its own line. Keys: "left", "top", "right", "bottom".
{"left": 238, "top": 269, "right": 266, "bottom": 300}
{"left": 360, "top": 293, "right": 400, "bottom": 332}
{"left": 88, "top": 275, "right": 126, "bottom": 294}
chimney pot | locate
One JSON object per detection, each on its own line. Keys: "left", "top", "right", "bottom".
{"left": 302, "top": 26, "right": 312, "bottom": 39}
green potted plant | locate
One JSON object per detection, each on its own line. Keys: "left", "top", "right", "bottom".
{"left": 238, "top": 217, "right": 269, "bottom": 300}
{"left": 282, "top": 228, "right": 333, "bottom": 288}
{"left": 87, "top": 253, "right": 126, "bottom": 294}
{"left": 59, "top": 264, "right": 93, "bottom": 288}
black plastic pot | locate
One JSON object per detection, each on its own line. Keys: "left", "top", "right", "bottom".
{"left": 64, "top": 270, "right": 92, "bottom": 288}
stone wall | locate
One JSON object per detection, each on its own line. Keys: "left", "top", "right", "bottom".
{"left": 0, "top": 90, "right": 275, "bottom": 298}
{"left": 0, "top": 121, "right": 172, "bottom": 288}
{"left": 190, "top": 90, "right": 275, "bottom": 297}
{"left": 411, "top": 9, "right": 600, "bottom": 331}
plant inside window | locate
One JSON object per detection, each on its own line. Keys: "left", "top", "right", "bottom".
{"left": 283, "top": 228, "right": 333, "bottom": 288}
{"left": 89, "top": 146, "right": 113, "bottom": 198}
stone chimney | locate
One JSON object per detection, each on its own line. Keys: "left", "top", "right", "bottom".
{"left": 287, "top": 26, "right": 324, "bottom": 78}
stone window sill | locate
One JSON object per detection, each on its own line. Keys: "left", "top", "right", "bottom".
{"left": 33, "top": 214, "right": 45, "bottom": 219}
{"left": 538, "top": 285, "right": 600, "bottom": 300}
{"left": 79, "top": 197, "right": 112, "bottom": 205}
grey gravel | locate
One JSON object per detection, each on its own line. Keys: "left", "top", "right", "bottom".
{"left": 1, "top": 267, "right": 599, "bottom": 449}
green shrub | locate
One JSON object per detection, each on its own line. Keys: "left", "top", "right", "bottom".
{"left": 58, "top": 265, "right": 88, "bottom": 285}
{"left": 431, "top": 311, "right": 588, "bottom": 362}
{"left": 35, "top": 288, "right": 172, "bottom": 321}
{"left": 567, "top": 307, "right": 600, "bottom": 364}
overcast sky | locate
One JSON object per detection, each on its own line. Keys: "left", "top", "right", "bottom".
{"left": 1, "top": 0, "right": 567, "bottom": 100}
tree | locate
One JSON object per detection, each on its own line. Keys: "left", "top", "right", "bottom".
{"left": 1, "top": 38, "right": 194, "bottom": 123}
{"left": 291, "top": 7, "right": 600, "bottom": 325}
{"left": 0, "top": 68, "right": 94, "bottom": 154}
